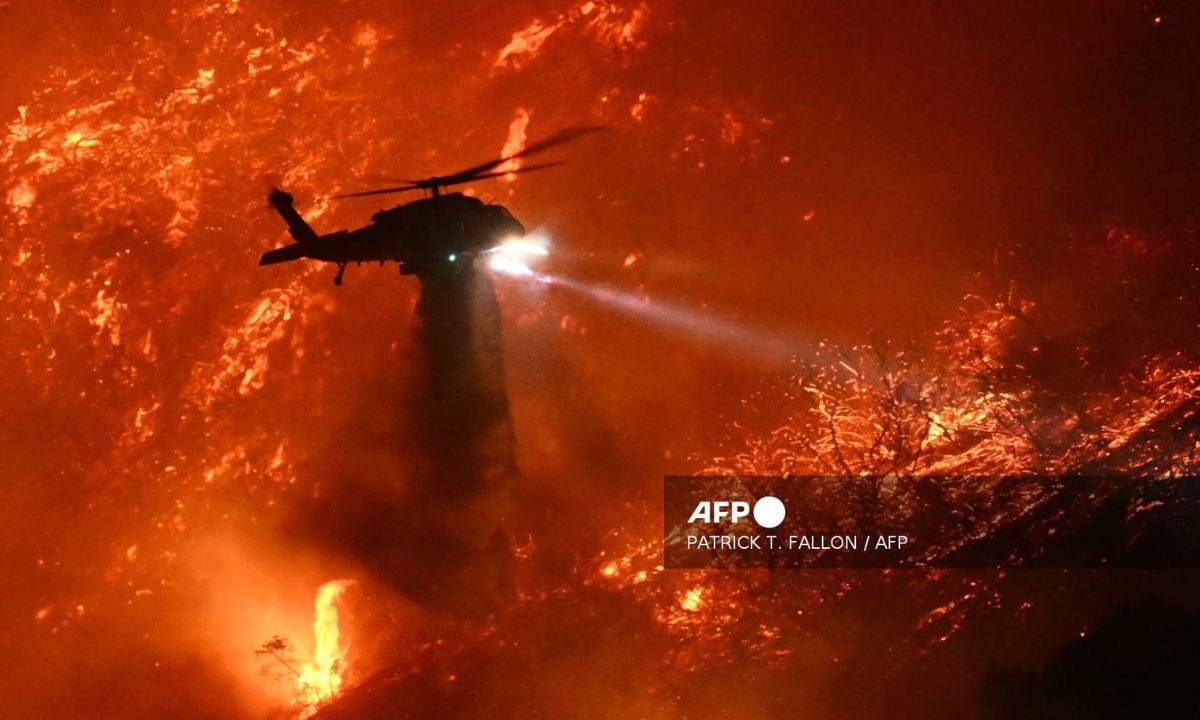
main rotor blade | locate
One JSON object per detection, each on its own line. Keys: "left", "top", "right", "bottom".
{"left": 332, "top": 126, "right": 601, "bottom": 199}
{"left": 442, "top": 161, "right": 566, "bottom": 186}
{"left": 332, "top": 183, "right": 422, "bottom": 199}
{"left": 441, "top": 125, "right": 605, "bottom": 183}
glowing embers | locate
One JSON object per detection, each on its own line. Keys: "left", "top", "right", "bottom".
{"left": 486, "top": 234, "right": 551, "bottom": 278}
{"left": 296, "top": 579, "right": 354, "bottom": 718}
{"left": 679, "top": 586, "right": 704, "bottom": 612}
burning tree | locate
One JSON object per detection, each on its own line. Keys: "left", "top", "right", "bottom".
{"left": 258, "top": 580, "right": 354, "bottom": 718}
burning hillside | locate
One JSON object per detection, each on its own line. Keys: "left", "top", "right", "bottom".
{"left": 3, "top": 1, "right": 1200, "bottom": 718}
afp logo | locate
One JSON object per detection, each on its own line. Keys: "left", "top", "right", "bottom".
{"left": 686, "top": 495, "right": 786, "bottom": 529}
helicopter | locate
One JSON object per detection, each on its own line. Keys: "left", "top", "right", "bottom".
{"left": 259, "top": 126, "right": 602, "bottom": 285}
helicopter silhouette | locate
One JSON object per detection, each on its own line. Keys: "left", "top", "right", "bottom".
{"left": 259, "top": 126, "right": 603, "bottom": 285}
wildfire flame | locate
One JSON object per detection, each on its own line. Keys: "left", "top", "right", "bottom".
{"left": 296, "top": 579, "right": 353, "bottom": 717}
{"left": 5, "top": 1, "right": 1198, "bottom": 717}
{"left": 498, "top": 107, "right": 531, "bottom": 179}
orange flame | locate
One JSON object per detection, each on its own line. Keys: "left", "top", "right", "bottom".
{"left": 296, "top": 579, "right": 353, "bottom": 717}
{"left": 499, "top": 107, "right": 531, "bottom": 180}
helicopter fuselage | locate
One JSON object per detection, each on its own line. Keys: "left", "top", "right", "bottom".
{"left": 259, "top": 190, "right": 525, "bottom": 283}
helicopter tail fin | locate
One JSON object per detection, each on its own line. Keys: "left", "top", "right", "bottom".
{"left": 269, "top": 189, "right": 319, "bottom": 244}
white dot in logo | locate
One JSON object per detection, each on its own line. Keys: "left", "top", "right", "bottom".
{"left": 753, "top": 495, "right": 785, "bottom": 528}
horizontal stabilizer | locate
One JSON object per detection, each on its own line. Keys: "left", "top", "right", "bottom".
{"left": 259, "top": 243, "right": 307, "bottom": 266}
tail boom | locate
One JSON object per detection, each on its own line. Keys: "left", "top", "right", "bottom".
{"left": 259, "top": 243, "right": 307, "bottom": 266}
